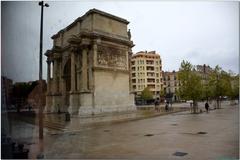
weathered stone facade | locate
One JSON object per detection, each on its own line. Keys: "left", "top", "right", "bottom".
{"left": 45, "top": 9, "right": 135, "bottom": 115}
{"left": 163, "top": 71, "right": 180, "bottom": 102}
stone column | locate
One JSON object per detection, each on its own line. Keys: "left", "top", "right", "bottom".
{"left": 46, "top": 60, "right": 51, "bottom": 93}
{"left": 69, "top": 46, "right": 80, "bottom": 114}
{"left": 93, "top": 41, "right": 98, "bottom": 67}
{"left": 71, "top": 51, "right": 76, "bottom": 92}
{"left": 51, "top": 59, "right": 60, "bottom": 112}
{"left": 76, "top": 53, "right": 81, "bottom": 91}
{"left": 81, "top": 46, "right": 88, "bottom": 91}
{"left": 53, "top": 60, "right": 58, "bottom": 93}
{"left": 78, "top": 41, "right": 94, "bottom": 115}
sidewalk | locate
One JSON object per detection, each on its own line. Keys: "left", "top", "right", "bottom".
{"left": 44, "top": 105, "right": 189, "bottom": 134}
{"left": 41, "top": 103, "right": 239, "bottom": 159}
{"left": 7, "top": 101, "right": 237, "bottom": 159}
{"left": 44, "top": 101, "right": 231, "bottom": 133}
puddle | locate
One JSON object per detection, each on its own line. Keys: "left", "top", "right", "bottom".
{"left": 69, "top": 133, "right": 76, "bottom": 136}
{"left": 181, "top": 131, "right": 207, "bottom": 135}
{"left": 171, "top": 124, "right": 178, "bottom": 126}
{"left": 50, "top": 133, "right": 59, "bottom": 136}
{"left": 144, "top": 134, "right": 154, "bottom": 137}
{"left": 26, "top": 142, "right": 36, "bottom": 145}
{"left": 173, "top": 151, "right": 188, "bottom": 156}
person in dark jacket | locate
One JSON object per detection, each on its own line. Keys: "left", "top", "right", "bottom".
{"left": 154, "top": 98, "right": 160, "bottom": 112}
{"left": 165, "top": 101, "right": 169, "bottom": 112}
{"left": 205, "top": 102, "right": 209, "bottom": 113}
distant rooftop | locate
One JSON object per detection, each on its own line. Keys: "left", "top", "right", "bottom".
{"left": 132, "top": 51, "right": 160, "bottom": 58}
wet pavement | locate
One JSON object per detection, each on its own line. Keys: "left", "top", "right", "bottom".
{"left": 5, "top": 101, "right": 239, "bottom": 159}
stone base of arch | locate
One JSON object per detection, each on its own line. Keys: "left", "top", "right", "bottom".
{"left": 68, "top": 92, "right": 80, "bottom": 115}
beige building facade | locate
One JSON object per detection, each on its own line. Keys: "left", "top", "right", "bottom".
{"left": 196, "top": 64, "right": 213, "bottom": 85}
{"left": 45, "top": 9, "right": 135, "bottom": 115}
{"left": 163, "top": 71, "right": 180, "bottom": 102}
{"left": 131, "top": 51, "right": 163, "bottom": 98}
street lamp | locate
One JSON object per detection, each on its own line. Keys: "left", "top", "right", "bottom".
{"left": 38, "top": 1, "right": 49, "bottom": 140}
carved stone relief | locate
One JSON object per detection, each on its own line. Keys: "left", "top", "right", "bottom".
{"left": 97, "top": 45, "right": 127, "bottom": 70}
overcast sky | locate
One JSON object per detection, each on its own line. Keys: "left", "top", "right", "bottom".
{"left": 1, "top": 1, "right": 239, "bottom": 82}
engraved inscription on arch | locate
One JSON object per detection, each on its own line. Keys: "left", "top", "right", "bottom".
{"left": 97, "top": 45, "right": 127, "bottom": 70}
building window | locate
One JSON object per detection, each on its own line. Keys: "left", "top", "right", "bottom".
{"left": 133, "top": 85, "right": 136, "bottom": 89}
{"left": 156, "top": 73, "right": 159, "bottom": 77}
{"left": 138, "top": 85, "right": 141, "bottom": 90}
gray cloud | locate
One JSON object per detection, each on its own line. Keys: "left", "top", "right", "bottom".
{"left": 1, "top": 1, "right": 239, "bottom": 82}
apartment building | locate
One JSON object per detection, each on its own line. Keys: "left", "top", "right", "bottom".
{"left": 196, "top": 64, "right": 213, "bottom": 84}
{"left": 131, "top": 51, "right": 163, "bottom": 98}
{"left": 162, "top": 71, "right": 180, "bottom": 102}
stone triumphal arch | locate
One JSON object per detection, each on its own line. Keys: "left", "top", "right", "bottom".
{"left": 45, "top": 9, "right": 135, "bottom": 115}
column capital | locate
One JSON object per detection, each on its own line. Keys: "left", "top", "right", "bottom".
{"left": 93, "top": 38, "right": 101, "bottom": 45}
{"left": 70, "top": 44, "right": 79, "bottom": 53}
{"left": 80, "top": 38, "right": 91, "bottom": 49}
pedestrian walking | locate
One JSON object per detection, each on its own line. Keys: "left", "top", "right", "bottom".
{"left": 165, "top": 102, "right": 169, "bottom": 112}
{"left": 154, "top": 98, "right": 160, "bottom": 112}
{"left": 205, "top": 102, "right": 209, "bottom": 113}
{"left": 190, "top": 102, "right": 193, "bottom": 113}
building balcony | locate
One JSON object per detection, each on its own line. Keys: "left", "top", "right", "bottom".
{"left": 147, "top": 84, "right": 155, "bottom": 90}
{"left": 147, "top": 82, "right": 155, "bottom": 85}
{"left": 146, "top": 70, "right": 155, "bottom": 73}
{"left": 147, "top": 78, "right": 155, "bottom": 83}
{"left": 147, "top": 76, "right": 155, "bottom": 79}
{"left": 146, "top": 66, "right": 154, "bottom": 70}
{"left": 146, "top": 63, "right": 154, "bottom": 67}
{"left": 147, "top": 73, "right": 155, "bottom": 77}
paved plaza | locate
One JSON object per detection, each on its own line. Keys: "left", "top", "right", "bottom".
{"left": 7, "top": 102, "right": 239, "bottom": 159}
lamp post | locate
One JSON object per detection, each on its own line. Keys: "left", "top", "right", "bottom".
{"left": 38, "top": 1, "right": 49, "bottom": 140}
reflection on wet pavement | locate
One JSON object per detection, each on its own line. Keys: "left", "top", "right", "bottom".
{"left": 5, "top": 102, "right": 239, "bottom": 159}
